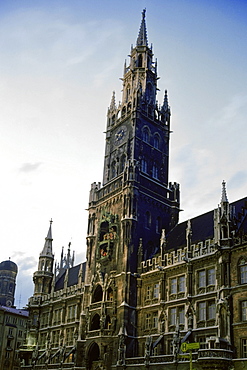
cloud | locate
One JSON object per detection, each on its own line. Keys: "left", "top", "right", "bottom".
{"left": 19, "top": 162, "right": 42, "bottom": 172}
{"left": 228, "top": 171, "right": 247, "bottom": 190}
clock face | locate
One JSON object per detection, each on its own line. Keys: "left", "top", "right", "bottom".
{"left": 114, "top": 125, "right": 127, "bottom": 145}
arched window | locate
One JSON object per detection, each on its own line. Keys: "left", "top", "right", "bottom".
{"left": 120, "top": 155, "right": 126, "bottom": 173}
{"left": 111, "top": 161, "right": 116, "bottom": 178}
{"left": 152, "top": 162, "right": 158, "bottom": 179}
{"left": 92, "top": 285, "right": 103, "bottom": 303}
{"left": 153, "top": 134, "right": 160, "bottom": 149}
{"left": 141, "top": 159, "right": 148, "bottom": 174}
{"left": 138, "top": 54, "right": 143, "bottom": 67}
{"left": 145, "top": 211, "right": 151, "bottom": 229}
{"left": 156, "top": 217, "right": 161, "bottom": 234}
{"left": 143, "top": 127, "right": 149, "bottom": 143}
{"left": 146, "top": 83, "right": 153, "bottom": 100}
{"left": 100, "top": 221, "right": 109, "bottom": 241}
{"left": 112, "top": 114, "right": 115, "bottom": 125}
{"left": 88, "top": 342, "right": 100, "bottom": 369}
{"left": 239, "top": 258, "right": 247, "bottom": 284}
{"left": 126, "top": 85, "right": 131, "bottom": 102}
{"left": 90, "top": 314, "right": 100, "bottom": 331}
{"left": 121, "top": 106, "right": 126, "bottom": 118}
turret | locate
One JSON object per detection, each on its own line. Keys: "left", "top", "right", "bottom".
{"left": 214, "top": 181, "right": 231, "bottom": 246}
{"left": 33, "top": 220, "right": 54, "bottom": 296}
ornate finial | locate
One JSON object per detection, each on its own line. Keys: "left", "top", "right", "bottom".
{"left": 50, "top": 218, "right": 53, "bottom": 225}
{"left": 161, "top": 90, "right": 169, "bottom": 112}
{"left": 109, "top": 91, "right": 116, "bottom": 111}
{"left": 221, "top": 180, "right": 228, "bottom": 203}
{"left": 142, "top": 8, "right": 146, "bottom": 20}
{"left": 136, "top": 9, "right": 148, "bottom": 46}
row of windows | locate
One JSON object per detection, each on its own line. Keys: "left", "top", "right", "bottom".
{"left": 168, "top": 301, "right": 216, "bottom": 327}
{"left": 146, "top": 283, "right": 159, "bottom": 301}
{"left": 0, "top": 282, "right": 14, "bottom": 293}
{"left": 170, "top": 276, "right": 185, "bottom": 295}
{"left": 110, "top": 155, "right": 126, "bottom": 178}
{"left": 141, "top": 159, "right": 159, "bottom": 179}
{"left": 169, "top": 269, "right": 215, "bottom": 295}
{"left": 144, "top": 270, "right": 216, "bottom": 303}
{"left": 145, "top": 311, "right": 158, "bottom": 330}
{"left": 144, "top": 212, "right": 161, "bottom": 233}
{"left": 5, "top": 315, "right": 26, "bottom": 327}
{"left": 40, "top": 304, "right": 78, "bottom": 328}
{"left": 142, "top": 128, "right": 161, "bottom": 149}
{"left": 40, "top": 328, "right": 75, "bottom": 348}
{"left": 198, "top": 268, "right": 216, "bottom": 288}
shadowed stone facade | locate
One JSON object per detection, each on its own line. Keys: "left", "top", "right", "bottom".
{"left": 19, "top": 10, "right": 247, "bottom": 370}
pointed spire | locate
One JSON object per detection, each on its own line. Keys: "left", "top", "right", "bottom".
{"left": 161, "top": 90, "right": 169, "bottom": 112}
{"left": 41, "top": 219, "right": 53, "bottom": 257}
{"left": 136, "top": 9, "right": 148, "bottom": 46}
{"left": 123, "top": 59, "right": 127, "bottom": 75}
{"left": 221, "top": 180, "right": 228, "bottom": 203}
{"left": 109, "top": 91, "right": 116, "bottom": 111}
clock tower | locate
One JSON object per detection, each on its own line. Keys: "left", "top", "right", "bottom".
{"left": 84, "top": 10, "right": 180, "bottom": 361}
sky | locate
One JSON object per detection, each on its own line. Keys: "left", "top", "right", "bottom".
{"left": 0, "top": 0, "right": 247, "bottom": 308}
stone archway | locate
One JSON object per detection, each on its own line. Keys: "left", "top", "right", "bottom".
{"left": 87, "top": 342, "right": 100, "bottom": 370}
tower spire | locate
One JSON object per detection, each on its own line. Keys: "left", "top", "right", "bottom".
{"left": 221, "top": 180, "right": 228, "bottom": 203}
{"left": 109, "top": 91, "right": 116, "bottom": 112}
{"left": 136, "top": 9, "right": 148, "bottom": 46}
{"left": 41, "top": 219, "right": 53, "bottom": 257}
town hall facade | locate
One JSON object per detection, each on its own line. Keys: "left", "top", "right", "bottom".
{"left": 19, "top": 10, "right": 247, "bottom": 370}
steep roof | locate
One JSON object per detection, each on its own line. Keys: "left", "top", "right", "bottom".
{"left": 0, "top": 305, "right": 29, "bottom": 317}
{"left": 54, "top": 262, "right": 86, "bottom": 292}
{"left": 166, "top": 196, "right": 247, "bottom": 251}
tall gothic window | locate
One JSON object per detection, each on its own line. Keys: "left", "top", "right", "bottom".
{"left": 145, "top": 211, "right": 151, "bottom": 229}
{"left": 126, "top": 85, "right": 131, "bottom": 101}
{"left": 155, "top": 217, "right": 161, "bottom": 233}
{"left": 153, "top": 134, "right": 160, "bottom": 149}
{"left": 120, "top": 155, "right": 126, "bottom": 173}
{"left": 92, "top": 285, "right": 103, "bottom": 303}
{"left": 142, "top": 127, "right": 150, "bottom": 143}
{"left": 152, "top": 162, "right": 158, "bottom": 179}
{"left": 138, "top": 54, "right": 143, "bottom": 67}
{"left": 141, "top": 159, "right": 148, "bottom": 173}
{"left": 198, "top": 302, "right": 206, "bottom": 321}
{"left": 111, "top": 161, "right": 116, "bottom": 178}
{"left": 90, "top": 314, "right": 100, "bottom": 331}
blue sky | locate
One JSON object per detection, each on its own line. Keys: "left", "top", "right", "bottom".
{"left": 0, "top": 0, "right": 247, "bottom": 307}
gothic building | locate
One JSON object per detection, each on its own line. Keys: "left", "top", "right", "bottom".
{"left": 19, "top": 10, "right": 247, "bottom": 370}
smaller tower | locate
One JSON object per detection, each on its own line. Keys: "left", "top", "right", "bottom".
{"left": 214, "top": 181, "right": 231, "bottom": 246}
{"left": 0, "top": 259, "right": 18, "bottom": 307}
{"left": 33, "top": 220, "right": 54, "bottom": 296}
